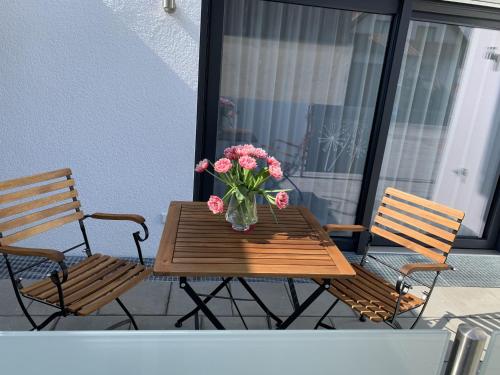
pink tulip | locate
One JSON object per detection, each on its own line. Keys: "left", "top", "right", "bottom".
{"left": 275, "top": 191, "right": 289, "bottom": 209}
{"left": 195, "top": 159, "right": 209, "bottom": 173}
{"left": 267, "top": 156, "right": 281, "bottom": 167}
{"left": 207, "top": 195, "right": 224, "bottom": 214}
{"left": 224, "top": 146, "right": 237, "bottom": 160}
{"left": 238, "top": 155, "right": 257, "bottom": 170}
{"left": 214, "top": 158, "right": 232, "bottom": 173}
{"left": 252, "top": 147, "right": 268, "bottom": 159}
{"left": 269, "top": 164, "right": 283, "bottom": 180}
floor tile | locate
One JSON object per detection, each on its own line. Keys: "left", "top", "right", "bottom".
{"left": 134, "top": 315, "right": 195, "bottom": 330}
{"left": 98, "top": 281, "right": 171, "bottom": 315}
{"left": 287, "top": 282, "right": 357, "bottom": 317}
{"left": 167, "top": 281, "right": 232, "bottom": 316}
{"left": 229, "top": 281, "right": 293, "bottom": 317}
{"left": 201, "top": 316, "right": 270, "bottom": 330}
{"left": 278, "top": 316, "right": 335, "bottom": 330}
{"left": 421, "top": 287, "right": 500, "bottom": 318}
{"left": 0, "top": 316, "right": 46, "bottom": 331}
{"left": 54, "top": 315, "right": 132, "bottom": 330}
{"left": 0, "top": 279, "right": 34, "bottom": 316}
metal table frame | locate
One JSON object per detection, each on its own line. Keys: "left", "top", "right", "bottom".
{"left": 175, "top": 277, "right": 331, "bottom": 330}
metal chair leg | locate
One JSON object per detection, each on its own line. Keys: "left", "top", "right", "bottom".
{"left": 116, "top": 298, "right": 139, "bottom": 330}
{"left": 314, "top": 298, "right": 339, "bottom": 329}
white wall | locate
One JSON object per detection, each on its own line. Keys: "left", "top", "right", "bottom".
{"left": 0, "top": 0, "right": 201, "bottom": 257}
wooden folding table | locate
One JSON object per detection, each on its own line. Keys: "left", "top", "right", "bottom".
{"left": 154, "top": 201, "right": 355, "bottom": 329}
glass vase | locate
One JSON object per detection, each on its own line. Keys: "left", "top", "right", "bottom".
{"left": 225, "top": 194, "right": 258, "bottom": 231}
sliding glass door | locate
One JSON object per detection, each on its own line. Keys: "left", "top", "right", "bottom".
{"left": 214, "top": 0, "right": 391, "bottom": 226}
{"left": 196, "top": 0, "right": 500, "bottom": 250}
{"left": 375, "top": 20, "right": 500, "bottom": 240}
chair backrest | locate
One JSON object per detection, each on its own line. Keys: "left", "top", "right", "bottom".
{"left": 371, "top": 187, "right": 465, "bottom": 263}
{"left": 0, "top": 168, "right": 83, "bottom": 246}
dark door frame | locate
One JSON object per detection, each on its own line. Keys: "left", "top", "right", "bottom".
{"left": 194, "top": 0, "right": 500, "bottom": 251}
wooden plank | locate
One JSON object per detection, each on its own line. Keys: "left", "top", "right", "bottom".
{"left": 174, "top": 242, "right": 327, "bottom": 250}
{"left": 36, "top": 256, "right": 117, "bottom": 300}
{"left": 173, "top": 247, "right": 327, "bottom": 255}
{"left": 153, "top": 202, "right": 354, "bottom": 278}
{"left": 0, "top": 169, "right": 72, "bottom": 191}
{"left": 336, "top": 278, "right": 398, "bottom": 310}
{"left": 178, "top": 222, "right": 309, "bottom": 230}
{"left": 0, "top": 201, "right": 81, "bottom": 232}
{"left": 177, "top": 229, "right": 314, "bottom": 236}
{"left": 374, "top": 215, "right": 451, "bottom": 253}
{"left": 155, "top": 202, "right": 181, "bottom": 267}
{"left": 377, "top": 205, "right": 455, "bottom": 242}
{"left": 154, "top": 262, "right": 342, "bottom": 278}
{"left": 298, "top": 206, "right": 356, "bottom": 277}
{"left": 67, "top": 265, "right": 147, "bottom": 311}
{"left": 328, "top": 282, "right": 391, "bottom": 320}
{"left": 371, "top": 225, "right": 445, "bottom": 263}
{"left": 0, "top": 212, "right": 84, "bottom": 246}
{"left": 324, "top": 285, "right": 386, "bottom": 321}
{"left": 0, "top": 179, "right": 75, "bottom": 205}
{"left": 59, "top": 263, "right": 135, "bottom": 305}
{"left": 175, "top": 233, "right": 317, "bottom": 240}
{"left": 0, "top": 190, "right": 78, "bottom": 219}
{"left": 382, "top": 196, "right": 461, "bottom": 230}
{"left": 175, "top": 238, "right": 324, "bottom": 245}
{"left": 172, "top": 258, "right": 335, "bottom": 266}
{"left": 385, "top": 187, "right": 465, "bottom": 219}
{"left": 173, "top": 251, "right": 332, "bottom": 260}
{"left": 46, "top": 260, "right": 133, "bottom": 303}
{"left": 75, "top": 267, "right": 151, "bottom": 316}
{"left": 20, "top": 255, "right": 103, "bottom": 294}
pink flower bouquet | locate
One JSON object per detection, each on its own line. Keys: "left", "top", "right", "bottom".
{"left": 195, "top": 144, "right": 291, "bottom": 231}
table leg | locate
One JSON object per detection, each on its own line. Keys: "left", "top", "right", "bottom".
{"left": 287, "top": 278, "right": 300, "bottom": 311}
{"left": 175, "top": 277, "right": 232, "bottom": 328}
{"left": 237, "top": 278, "right": 283, "bottom": 326}
{"left": 179, "top": 277, "right": 226, "bottom": 330}
{"left": 277, "top": 279, "right": 331, "bottom": 330}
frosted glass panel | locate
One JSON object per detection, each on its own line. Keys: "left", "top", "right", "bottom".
{"left": 481, "top": 331, "right": 500, "bottom": 375}
{"left": 0, "top": 330, "right": 449, "bottom": 375}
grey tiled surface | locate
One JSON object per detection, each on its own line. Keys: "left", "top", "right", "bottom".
{"left": 1, "top": 279, "right": 499, "bottom": 338}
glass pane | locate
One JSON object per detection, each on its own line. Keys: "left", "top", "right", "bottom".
{"left": 215, "top": 0, "right": 391, "bottom": 226}
{"left": 0, "top": 330, "right": 450, "bottom": 375}
{"left": 375, "top": 21, "right": 500, "bottom": 237}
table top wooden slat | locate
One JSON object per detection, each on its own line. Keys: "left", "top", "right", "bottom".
{"left": 154, "top": 201, "right": 355, "bottom": 278}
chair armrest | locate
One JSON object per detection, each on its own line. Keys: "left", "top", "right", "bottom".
{"left": 86, "top": 212, "right": 145, "bottom": 225}
{"left": 0, "top": 245, "right": 65, "bottom": 263}
{"left": 322, "top": 224, "right": 368, "bottom": 234}
{"left": 400, "top": 263, "right": 452, "bottom": 276}
{"left": 0, "top": 245, "right": 68, "bottom": 283}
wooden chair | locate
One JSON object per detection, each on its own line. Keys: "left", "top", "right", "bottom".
{"left": 0, "top": 169, "right": 151, "bottom": 330}
{"left": 314, "top": 187, "right": 464, "bottom": 329}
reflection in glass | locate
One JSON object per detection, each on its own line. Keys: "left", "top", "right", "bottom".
{"left": 375, "top": 21, "right": 500, "bottom": 237}
{"left": 215, "top": 0, "right": 391, "bottom": 226}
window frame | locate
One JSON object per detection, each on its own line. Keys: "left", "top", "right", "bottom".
{"left": 194, "top": 0, "right": 500, "bottom": 252}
